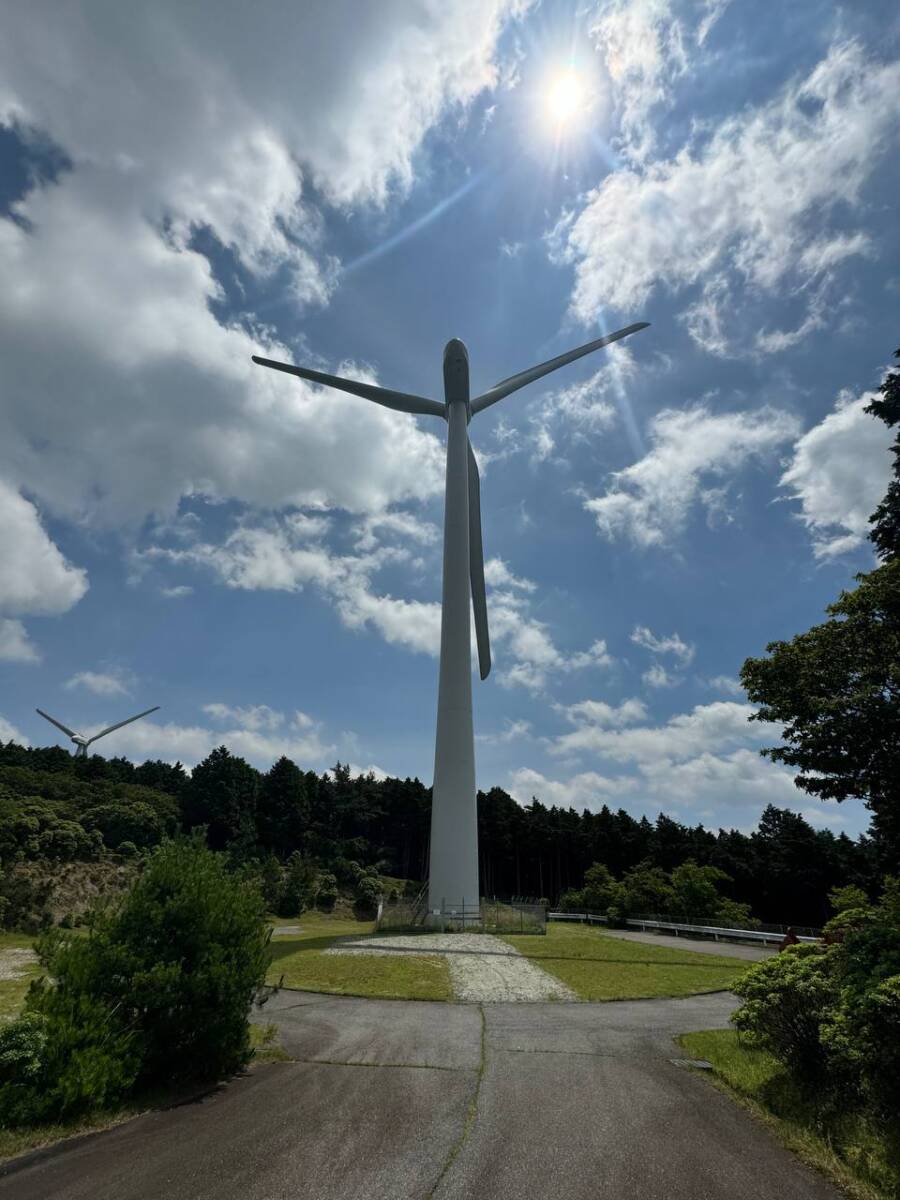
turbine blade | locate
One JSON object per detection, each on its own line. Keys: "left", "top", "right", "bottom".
{"left": 35, "top": 708, "right": 78, "bottom": 739}
{"left": 87, "top": 706, "right": 160, "bottom": 745}
{"left": 471, "top": 322, "right": 650, "bottom": 415}
{"left": 252, "top": 356, "right": 445, "bottom": 419}
{"left": 468, "top": 439, "right": 491, "bottom": 681}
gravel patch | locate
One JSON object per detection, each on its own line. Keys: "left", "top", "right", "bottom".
{"left": 0, "top": 947, "right": 38, "bottom": 981}
{"left": 326, "top": 933, "right": 575, "bottom": 1003}
{"left": 271, "top": 925, "right": 303, "bottom": 936}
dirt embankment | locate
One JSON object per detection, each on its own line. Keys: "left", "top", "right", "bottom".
{"left": 5, "top": 859, "right": 138, "bottom": 929}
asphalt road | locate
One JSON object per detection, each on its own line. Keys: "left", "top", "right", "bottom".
{"left": 2, "top": 990, "right": 839, "bottom": 1200}
{"left": 598, "top": 928, "right": 776, "bottom": 961}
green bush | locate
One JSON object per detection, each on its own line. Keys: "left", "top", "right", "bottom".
{"left": 732, "top": 945, "right": 842, "bottom": 1087}
{"left": 353, "top": 875, "right": 381, "bottom": 916}
{"left": 0, "top": 838, "right": 270, "bottom": 1127}
{"left": 277, "top": 852, "right": 317, "bottom": 917}
{"left": 315, "top": 871, "right": 338, "bottom": 911}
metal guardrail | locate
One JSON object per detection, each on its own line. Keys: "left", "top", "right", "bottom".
{"left": 548, "top": 912, "right": 820, "bottom": 945}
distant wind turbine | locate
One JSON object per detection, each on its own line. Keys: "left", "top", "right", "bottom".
{"left": 253, "top": 321, "right": 649, "bottom": 921}
{"left": 35, "top": 706, "right": 160, "bottom": 758}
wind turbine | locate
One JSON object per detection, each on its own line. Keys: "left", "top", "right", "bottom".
{"left": 35, "top": 706, "right": 160, "bottom": 758}
{"left": 253, "top": 321, "right": 649, "bottom": 921}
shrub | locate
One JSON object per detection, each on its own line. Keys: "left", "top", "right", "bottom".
{"left": 353, "top": 875, "right": 381, "bottom": 916}
{"left": 315, "top": 871, "right": 338, "bottom": 911}
{"left": 278, "top": 853, "right": 317, "bottom": 917}
{"left": 732, "top": 945, "right": 842, "bottom": 1088}
{"left": 0, "top": 838, "right": 270, "bottom": 1127}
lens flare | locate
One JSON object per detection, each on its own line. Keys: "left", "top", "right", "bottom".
{"left": 546, "top": 69, "right": 585, "bottom": 123}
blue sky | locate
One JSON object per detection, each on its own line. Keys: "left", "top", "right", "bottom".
{"left": 1, "top": 0, "right": 898, "bottom": 838}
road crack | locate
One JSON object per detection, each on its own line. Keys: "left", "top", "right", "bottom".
{"left": 425, "top": 1003, "right": 486, "bottom": 1199}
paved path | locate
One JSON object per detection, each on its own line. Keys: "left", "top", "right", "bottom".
{"left": 598, "top": 928, "right": 776, "bottom": 961}
{"left": 328, "top": 932, "right": 576, "bottom": 1001}
{"left": 2, "top": 990, "right": 839, "bottom": 1200}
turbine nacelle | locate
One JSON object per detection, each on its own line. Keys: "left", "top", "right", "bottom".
{"left": 443, "top": 338, "right": 470, "bottom": 416}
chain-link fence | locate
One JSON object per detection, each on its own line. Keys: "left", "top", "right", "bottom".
{"left": 377, "top": 896, "right": 546, "bottom": 934}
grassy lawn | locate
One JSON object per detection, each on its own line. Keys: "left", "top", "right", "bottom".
{"left": 0, "top": 931, "right": 40, "bottom": 1021}
{"left": 679, "top": 1029, "right": 898, "bottom": 1200}
{"left": 503, "top": 923, "right": 748, "bottom": 1000}
{"left": 267, "top": 911, "right": 452, "bottom": 1001}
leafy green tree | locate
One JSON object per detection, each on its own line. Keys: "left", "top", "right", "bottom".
{"left": 256, "top": 756, "right": 310, "bottom": 857}
{"left": 82, "top": 801, "right": 164, "bottom": 850}
{"left": 618, "top": 861, "right": 674, "bottom": 916}
{"left": 866, "top": 348, "right": 900, "bottom": 560}
{"left": 277, "top": 852, "right": 317, "bottom": 917}
{"left": 741, "top": 561, "right": 900, "bottom": 863}
{"left": 182, "top": 747, "right": 259, "bottom": 851}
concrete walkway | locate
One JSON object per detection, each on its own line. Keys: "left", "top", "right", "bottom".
{"left": 2, "top": 990, "right": 840, "bottom": 1200}
{"left": 328, "top": 932, "right": 576, "bottom": 1001}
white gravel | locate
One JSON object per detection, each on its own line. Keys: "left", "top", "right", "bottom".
{"left": 326, "top": 932, "right": 575, "bottom": 1003}
{"left": 0, "top": 947, "right": 38, "bottom": 982}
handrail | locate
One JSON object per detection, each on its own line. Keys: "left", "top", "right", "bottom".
{"left": 548, "top": 912, "right": 820, "bottom": 944}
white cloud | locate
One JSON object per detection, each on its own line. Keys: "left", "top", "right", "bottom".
{"left": 642, "top": 664, "right": 673, "bottom": 688}
{"left": 0, "top": 480, "right": 88, "bottom": 616}
{"left": 0, "top": 714, "right": 29, "bottom": 745}
{"left": 68, "top": 705, "right": 336, "bottom": 771}
{"left": 476, "top": 719, "right": 532, "bottom": 745}
{"left": 560, "top": 698, "right": 647, "bottom": 728}
{"left": 554, "top": 41, "right": 900, "bottom": 349}
{"left": 160, "top": 585, "right": 193, "bottom": 599}
{"left": 0, "top": 2, "right": 530, "bottom": 551}
{"left": 707, "top": 675, "right": 744, "bottom": 697}
{"left": 780, "top": 388, "right": 893, "bottom": 559}
{"left": 147, "top": 516, "right": 611, "bottom": 693}
{"left": 0, "top": 619, "right": 40, "bottom": 664}
{"left": 550, "top": 699, "right": 770, "bottom": 763}
{"left": 584, "top": 403, "right": 800, "bottom": 547}
{"left": 530, "top": 348, "right": 633, "bottom": 463}
{"left": 507, "top": 766, "right": 631, "bottom": 809}
{"left": 483, "top": 558, "right": 536, "bottom": 592}
{"left": 630, "top": 625, "right": 694, "bottom": 663}
{"left": 65, "top": 671, "right": 131, "bottom": 697}
{"left": 587, "top": 0, "right": 688, "bottom": 161}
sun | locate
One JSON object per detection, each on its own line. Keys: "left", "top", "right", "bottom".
{"left": 545, "top": 69, "right": 587, "bottom": 125}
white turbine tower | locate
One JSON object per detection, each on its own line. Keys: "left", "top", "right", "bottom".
{"left": 253, "top": 321, "right": 649, "bottom": 921}
{"left": 36, "top": 706, "right": 160, "bottom": 758}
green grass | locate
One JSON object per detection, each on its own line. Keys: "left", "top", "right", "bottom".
{"left": 503, "top": 923, "right": 748, "bottom": 1000}
{"left": 0, "top": 931, "right": 40, "bottom": 1021}
{"left": 267, "top": 911, "right": 453, "bottom": 1001}
{"left": 679, "top": 1030, "right": 899, "bottom": 1200}
{"left": 249, "top": 1021, "right": 291, "bottom": 1064}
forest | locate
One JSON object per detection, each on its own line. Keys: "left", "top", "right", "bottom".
{"left": 0, "top": 738, "right": 882, "bottom": 928}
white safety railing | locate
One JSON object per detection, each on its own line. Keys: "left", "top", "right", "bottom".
{"left": 548, "top": 912, "right": 820, "bottom": 945}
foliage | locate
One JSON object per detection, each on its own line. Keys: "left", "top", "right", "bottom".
{"left": 0, "top": 838, "right": 269, "bottom": 1126}
{"left": 181, "top": 746, "right": 258, "bottom": 852}
{"left": 741, "top": 560, "right": 900, "bottom": 863}
{"left": 277, "top": 853, "right": 318, "bottom": 917}
{"left": 315, "top": 871, "right": 338, "bottom": 911}
{"left": 0, "top": 745, "right": 885, "bottom": 928}
{"left": 733, "top": 878, "right": 900, "bottom": 1170}
{"left": 732, "top": 945, "right": 842, "bottom": 1086}
{"left": 866, "top": 347, "right": 900, "bottom": 562}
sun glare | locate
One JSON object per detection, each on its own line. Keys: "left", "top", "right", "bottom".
{"left": 546, "top": 69, "right": 586, "bottom": 124}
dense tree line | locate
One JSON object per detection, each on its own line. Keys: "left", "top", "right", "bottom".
{"left": 0, "top": 740, "right": 881, "bottom": 926}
